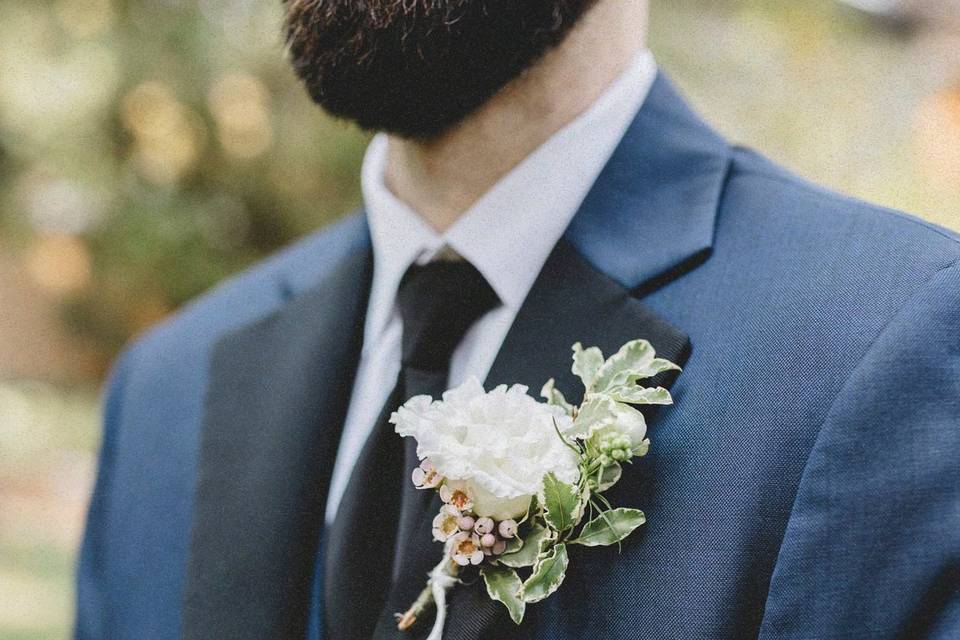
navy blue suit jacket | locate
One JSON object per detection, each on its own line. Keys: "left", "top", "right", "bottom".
{"left": 76, "top": 74, "right": 960, "bottom": 639}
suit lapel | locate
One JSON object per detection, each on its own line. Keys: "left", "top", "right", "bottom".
{"left": 565, "top": 72, "right": 730, "bottom": 294}
{"left": 181, "top": 247, "right": 373, "bottom": 640}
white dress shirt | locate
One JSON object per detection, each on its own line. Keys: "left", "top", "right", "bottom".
{"left": 324, "top": 49, "right": 658, "bottom": 523}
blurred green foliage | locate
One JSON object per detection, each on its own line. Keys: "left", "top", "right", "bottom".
{"left": 0, "top": 0, "right": 958, "bottom": 372}
{"left": 0, "top": 382, "right": 99, "bottom": 639}
{"left": 0, "top": 0, "right": 368, "bottom": 362}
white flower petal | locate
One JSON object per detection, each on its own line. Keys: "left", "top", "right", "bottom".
{"left": 394, "top": 377, "right": 580, "bottom": 520}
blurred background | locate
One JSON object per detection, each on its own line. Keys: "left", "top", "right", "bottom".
{"left": 0, "top": 0, "right": 958, "bottom": 637}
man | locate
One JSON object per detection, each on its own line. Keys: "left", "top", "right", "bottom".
{"left": 76, "top": 0, "right": 960, "bottom": 638}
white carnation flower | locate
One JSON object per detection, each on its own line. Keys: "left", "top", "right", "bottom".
{"left": 391, "top": 377, "right": 580, "bottom": 520}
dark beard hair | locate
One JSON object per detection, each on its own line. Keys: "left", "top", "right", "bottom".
{"left": 283, "top": 0, "right": 598, "bottom": 140}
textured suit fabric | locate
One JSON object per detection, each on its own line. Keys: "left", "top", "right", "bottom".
{"left": 76, "top": 73, "right": 960, "bottom": 639}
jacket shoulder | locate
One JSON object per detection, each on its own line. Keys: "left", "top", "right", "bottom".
{"left": 721, "top": 147, "right": 960, "bottom": 286}
{"left": 727, "top": 146, "right": 960, "bottom": 254}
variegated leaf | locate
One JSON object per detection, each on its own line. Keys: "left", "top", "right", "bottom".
{"left": 593, "top": 339, "right": 681, "bottom": 392}
{"left": 540, "top": 378, "right": 574, "bottom": 416}
{"left": 521, "top": 544, "right": 569, "bottom": 603}
{"left": 565, "top": 394, "right": 618, "bottom": 440}
{"left": 498, "top": 523, "right": 552, "bottom": 568}
{"left": 541, "top": 472, "right": 581, "bottom": 532}
{"left": 570, "top": 508, "right": 646, "bottom": 547}
{"left": 482, "top": 565, "right": 526, "bottom": 624}
{"left": 607, "top": 385, "right": 673, "bottom": 405}
{"left": 571, "top": 342, "right": 604, "bottom": 392}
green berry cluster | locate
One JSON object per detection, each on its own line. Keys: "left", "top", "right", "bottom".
{"left": 595, "top": 433, "right": 632, "bottom": 467}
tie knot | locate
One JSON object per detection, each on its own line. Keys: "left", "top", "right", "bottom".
{"left": 396, "top": 260, "right": 500, "bottom": 371}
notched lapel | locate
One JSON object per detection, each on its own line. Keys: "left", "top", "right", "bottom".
{"left": 439, "top": 240, "right": 691, "bottom": 640}
{"left": 181, "top": 248, "right": 372, "bottom": 640}
{"left": 565, "top": 72, "right": 731, "bottom": 295}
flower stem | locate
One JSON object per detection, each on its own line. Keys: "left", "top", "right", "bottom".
{"left": 396, "top": 583, "right": 432, "bottom": 631}
{"left": 396, "top": 559, "right": 459, "bottom": 631}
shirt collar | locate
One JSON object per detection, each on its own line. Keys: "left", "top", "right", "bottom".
{"left": 361, "top": 49, "right": 658, "bottom": 344}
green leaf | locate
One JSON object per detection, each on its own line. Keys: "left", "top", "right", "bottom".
{"left": 593, "top": 339, "right": 681, "bottom": 393}
{"left": 499, "top": 523, "right": 551, "bottom": 568}
{"left": 566, "top": 394, "right": 618, "bottom": 440}
{"left": 570, "top": 508, "right": 646, "bottom": 547}
{"left": 633, "top": 438, "right": 650, "bottom": 458}
{"left": 642, "top": 358, "right": 684, "bottom": 379}
{"left": 521, "top": 544, "right": 569, "bottom": 603}
{"left": 541, "top": 472, "right": 581, "bottom": 531}
{"left": 592, "top": 339, "right": 655, "bottom": 391}
{"left": 571, "top": 342, "right": 604, "bottom": 392}
{"left": 540, "top": 378, "right": 574, "bottom": 415}
{"left": 525, "top": 495, "right": 539, "bottom": 519}
{"left": 502, "top": 535, "right": 524, "bottom": 556}
{"left": 482, "top": 565, "right": 526, "bottom": 624}
{"left": 593, "top": 462, "right": 622, "bottom": 491}
{"left": 607, "top": 385, "right": 673, "bottom": 406}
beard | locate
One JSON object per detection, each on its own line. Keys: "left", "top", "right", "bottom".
{"left": 283, "top": 0, "right": 598, "bottom": 140}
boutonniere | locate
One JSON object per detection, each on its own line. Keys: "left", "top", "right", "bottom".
{"left": 390, "top": 339, "right": 681, "bottom": 639}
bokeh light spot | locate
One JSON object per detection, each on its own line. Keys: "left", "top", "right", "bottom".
{"left": 24, "top": 234, "right": 93, "bottom": 296}
{"left": 208, "top": 72, "right": 274, "bottom": 159}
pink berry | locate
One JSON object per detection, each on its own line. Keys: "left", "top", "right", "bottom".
{"left": 492, "top": 539, "right": 507, "bottom": 555}
{"left": 480, "top": 533, "right": 496, "bottom": 547}
{"left": 474, "top": 517, "right": 494, "bottom": 535}
{"left": 498, "top": 519, "right": 518, "bottom": 538}
{"left": 457, "top": 516, "right": 475, "bottom": 531}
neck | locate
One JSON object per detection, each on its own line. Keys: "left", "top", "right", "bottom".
{"left": 383, "top": 0, "right": 648, "bottom": 233}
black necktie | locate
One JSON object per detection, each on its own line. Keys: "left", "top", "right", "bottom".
{"left": 325, "top": 260, "right": 500, "bottom": 640}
